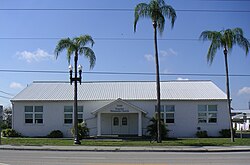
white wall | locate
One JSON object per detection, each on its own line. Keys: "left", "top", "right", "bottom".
{"left": 12, "top": 99, "right": 229, "bottom": 138}
{"left": 128, "top": 100, "right": 229, "bottom": 138}
{"left": 12, "top": 100, "right": 111, "bottom": 137}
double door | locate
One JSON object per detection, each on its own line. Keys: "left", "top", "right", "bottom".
{"left": 112, "top": 115, "right": 129, "bottom": 135}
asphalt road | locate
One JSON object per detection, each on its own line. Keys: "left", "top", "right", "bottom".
{"left": 0, "top": 150, "right": 250, "bottom": 165}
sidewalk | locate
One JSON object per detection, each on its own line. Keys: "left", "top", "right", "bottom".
{"left": 1, "top": 145, "right": 250, "bottom": 152}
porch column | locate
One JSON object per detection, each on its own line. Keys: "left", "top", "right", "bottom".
{"left": 138, "top": 112, "right": 142, "bottom": 136}
{"left": 97, "top": 112, "right": 101, "bottom": 136}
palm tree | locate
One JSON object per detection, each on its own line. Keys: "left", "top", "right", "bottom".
{"left": 200, "top": 28, "right": 250, "bottom": 142}
{"left": 134, "top": 0, "right": 176, "bottom": 143}
{"left": 54, "top": 35, "right": 96, "bottom": 144}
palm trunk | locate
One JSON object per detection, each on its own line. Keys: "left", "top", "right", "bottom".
{"left": 224, "top": 48, "right": 234, "bottom": 142}
{"left": 74, "top": 53, "right": 80, "bottom": 145}
{"left": 153, "top": 21, "right": 162, "bottom": 143}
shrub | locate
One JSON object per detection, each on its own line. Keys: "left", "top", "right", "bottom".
{"left": 2, "top": 129, "right": 21, "bottom": 137}
{"left": 71, "top": 122, "right": 89, "bottom": 140}
{"left": 219, "top": 129, "right": 235, "bottom": 138}
{"left": 47, "top": 130, "right": 63, "bottom": 138}
{"left": 0, "top": 122, "right": 9, "bottom": 130}
{"left": 196, "top": 130, "right": 208, "bottom": 138}
{"left": 147, "top": 117, "right": 169, "bottom": 140}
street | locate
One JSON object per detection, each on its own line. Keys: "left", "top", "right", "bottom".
{"left": 0, "top": 150, "right": 250, "bottom": 165}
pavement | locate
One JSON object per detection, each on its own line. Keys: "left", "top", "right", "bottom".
{"left": 1, "top": 145, "right": 250, "bottom": 152}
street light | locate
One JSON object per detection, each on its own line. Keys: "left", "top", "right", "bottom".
{"left": 69, "top": 64, "right": 82, "bottom": 145}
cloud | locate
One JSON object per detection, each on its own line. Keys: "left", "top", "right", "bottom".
{"left": 163, "top": 69, "right": 170, "bottom": 74}
{"left": 160, "top": 48, "right": 177, "bottom": 57}
{"left": 16, "top": 48, "right": 53, "bottom": 63}
{"left": 238, "top": 87, "right": 250, "bottom": 95}
{"left": 10, "top": 82, "right": 24, "bottom": 89}
{"left": 145, "top": 48, "right": 177, "bottom": 62}
{"left": 144, "top": 54, "right": 154, "bottom": 62}
{"left": 177, "top": 77, "right": 189, "bottom": 81}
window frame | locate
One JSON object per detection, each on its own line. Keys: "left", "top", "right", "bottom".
{"left": 24, "top": 106, "right": 43, "bottom": 124}
{"left": 155, "top": 105, "right": 175, "bottom": 124}
{"left": 64, "top": 105, "right": 84, "bottom": 124}
{"left": 198, "top": 105, "right": 217, "bottom": 124}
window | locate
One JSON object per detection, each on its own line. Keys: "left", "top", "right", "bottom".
{"left": 64, "top": 106, "right": 84, "bottom": 124}
{"left": 155, "top": 105, "right": 175, "bottom": 124}
{"left": 24, "top": 106, "right": 43, "bottom": 124}
{"left": 64, "top": 106, "right": 73, "bottom": 124}
{"left": 113, "top": 117, "right": 119, "bottom": 126}
{"left": 198, "top": 105, "right": 217, "bottom": 124}
{"left": 35, "top": 106, "right": 43, "bottom": 124}
{"left": 155, "top": 105, "right": 164, "bottom": 122}
{"left": 165, "top": 105, "right": 175, "bottom": 123}
{"left": 122, "top": 117, "right": 127, "bottom": 126}
{"left": 77, "top": 106, "right": 84, "bottom": 123}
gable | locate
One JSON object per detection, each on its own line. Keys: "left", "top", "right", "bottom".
{"left": 92, "top": 98, "right": 147, "bottom": 114}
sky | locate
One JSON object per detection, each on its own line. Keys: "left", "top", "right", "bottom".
{"left": 0, "top": 0, "right": 250, "bottom": 110}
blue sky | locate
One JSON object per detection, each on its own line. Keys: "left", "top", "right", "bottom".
{"left": 0, "top": 0, "right": 250, "bottom": 110}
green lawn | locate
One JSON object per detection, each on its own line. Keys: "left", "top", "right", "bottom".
{"left": 1, "top": 137, "right": 250, "bottom": 146}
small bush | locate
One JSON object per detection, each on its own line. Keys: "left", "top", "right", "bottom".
{"left": 47, "top": 130, "right": 63, "bottom": 138}
{"left": 0, "top": 122, "right": 9, "bottom": 130}
{"left": 219, "top": 129, "right": 235, "bottom": 138}
{"left": 71, "top": 122, "right": 89, "bottom": 140}
{"left": 147, "top": 117, "right": 169, "bottom": 140}
{"left": 2, "top": 129, "right": 21, "bottom": 137}
{"left": 196, "top": 130, "right": 208, "bottom": 138}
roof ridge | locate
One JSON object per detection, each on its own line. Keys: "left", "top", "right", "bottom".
{"left": 33, "top": 80, "right": 212, "bottom": 84}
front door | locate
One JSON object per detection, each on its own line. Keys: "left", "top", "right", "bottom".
{"left": 112, "top": 115, "right": 129, "bottom": 135}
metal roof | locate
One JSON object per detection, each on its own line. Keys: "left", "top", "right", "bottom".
{"left": 11, "top": 80, "right": 227, "bottom": 102}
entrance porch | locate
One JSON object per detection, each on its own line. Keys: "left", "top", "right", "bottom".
{"left": 92, "top": 98, "right": 147, "bottom": 137}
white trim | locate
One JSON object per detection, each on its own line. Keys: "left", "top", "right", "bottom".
{"left": 92, "top": 98, "right": 147, "bottom": 115}
{"left": 138, "top": 112, "right": 142, "bottom": 136}
{"left": 97, "top": 113, "right": 101, "bottom": 136}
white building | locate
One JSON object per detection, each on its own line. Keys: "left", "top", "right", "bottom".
{"left": 11, "top": 80, "right": 230, "bottom": 138}
{"left": 232, "top": 110, "right": 250, "bottom": 131}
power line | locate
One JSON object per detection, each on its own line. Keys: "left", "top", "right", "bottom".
{"left": 0, "top": 37, "right": 200, "bottom": 41}
{"left": 0, "top": 91, "right": 14, "bottom": 96}
{"left": 1, "top": 37, "right": 249, "bottom": 42}
{"left": 0, "top": 95, "right": 12, "bottom": 99}
{"left": 201, "top": 0, "right": 250, "bottom": 1}
{"left": 0, "top": 69, "right": 250, "bottom": 77}
{"left": 0, "top": 8, "right": 249, "bottom": 13}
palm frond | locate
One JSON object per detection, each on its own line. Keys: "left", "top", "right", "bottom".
{"left": 161, "top": 5, "right": 176, "bottom": 28}
{"left": 134, "top": 3, "right": 149, "bottom": 32}
{"left": 79, "top": 47, "right": 96, "bottom": 69}
{"left": 200, "top": 31, "right": 223, "bottom": 65}
{"left": 66, "top": 46, "right": 75, "bottom": 64}
{"left": 223, "top": 29, "right": 234, "bottom": 51}
{"left": 232, "top": 28, "right": 250, "bottom": 55}
{"left": 157, "top": 14, "right": 165, "bottom": 34}
{"left": 55, "top": 35, "right": 96, "bottom": 69}
{"left": 156, "top": 0, "right": 166, "bottom": 6}
{"left": 200, "top": 27, "right": 250, "bottom": 64}
{"left": 54, "top": 38, "right": 72, "bottom": 59}
{"left": 207, "top": 39, "right": 221, "bottom": 65}
{"left": 78, "top": 35, "right": 95, "bottom": 47}
{"left": 134, "top": 0, "right": 176, "bottom": 34}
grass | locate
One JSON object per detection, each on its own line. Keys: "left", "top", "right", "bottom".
{"left": 1, "top": 137, "right": 250, "bottom": 146}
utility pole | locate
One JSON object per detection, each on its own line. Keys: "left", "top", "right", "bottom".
{"left": 0, "top": 105, "right": 3, "bottom": 145}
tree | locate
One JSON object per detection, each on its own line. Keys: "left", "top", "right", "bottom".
{"left": 134, "top": 0, "right": 176, "bottom": 143}
{"left": 55, "top": 35, "right": 96, "bottom": 144}
{"left": 3, "top": 107, "right": 12, "bottom": 128}
{"left": 0, "top": 107, "right": 12, "bottom": 129}
{"left": 200, "top": 28, "right": 250, "bottom": 142}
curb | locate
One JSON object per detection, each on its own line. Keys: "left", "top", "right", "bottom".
{"left": 1, "top": 145, "right": 250, "bottom": 152}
